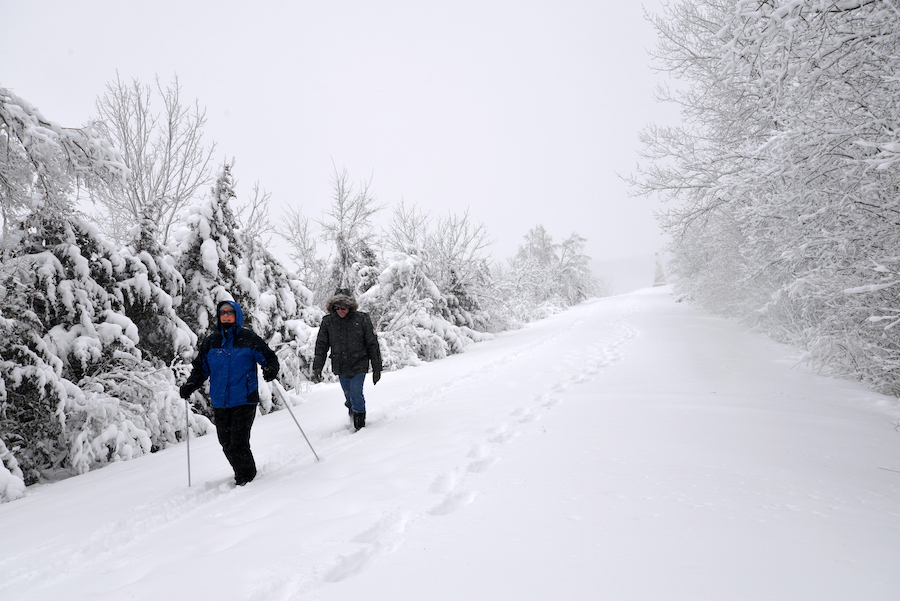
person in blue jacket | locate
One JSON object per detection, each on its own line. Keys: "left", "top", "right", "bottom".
{"left": 180, "top": 300, "right": 279, "bottom": 486}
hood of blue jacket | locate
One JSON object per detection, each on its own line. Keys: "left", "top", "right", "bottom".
{"left": 217, "top": 299, "right": 244, "bottom": 338}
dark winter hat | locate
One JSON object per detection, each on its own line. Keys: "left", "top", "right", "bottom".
{"left": 334, "top": 288, "right": 353, "bottom": 298}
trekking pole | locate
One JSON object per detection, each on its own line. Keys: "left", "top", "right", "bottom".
{"left": 185, "top": 394, "right": 192, "bottom": 487}
{"left": 273, "top": 380, "right": 321, "bottom": 461}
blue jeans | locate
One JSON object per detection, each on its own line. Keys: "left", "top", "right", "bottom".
{"left": 339, "top": 372, "right": 367, "bottom": 414}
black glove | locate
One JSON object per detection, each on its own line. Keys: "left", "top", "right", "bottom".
{"left": 372, "top": 371, "right": 381, "bottom": 385}
{"left": 311, "top": 369, "right": 323, "bottom": 383}
{"left": 179, "top": 383, "right": 197, "bottom": 399}
{"left": 262, "top": 364, "right": 278, "bottom": 382}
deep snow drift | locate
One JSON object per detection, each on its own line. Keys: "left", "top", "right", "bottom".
{"left": 1, "top": 287, "right": 898, "bottom": 601}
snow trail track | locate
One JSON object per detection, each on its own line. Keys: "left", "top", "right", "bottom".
{"left": 2, "top": 289, "right": 898, "bottom": 601}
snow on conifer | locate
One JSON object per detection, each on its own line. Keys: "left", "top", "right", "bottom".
{"left": 0, "top": 437, "right": 26, "bottom": 502}
{"left": 0, "top": 89, "right": 212, "bottom": 502}
{"left": 1, "top": 209, "right": 212, "bottom": 501}
{"left": 175, "top": 162, "right": 253, "bottom": 337}
{"left": 361, "top": 253, "right": 493, "bottom": 367}
{"left": 243, "top": 237, "right": 323, "bottom": 409}
{"left": 120, "top": 210, "right": 197, "bottom": 364}
{"left": 173, "top": 161, "right": 324, "bottom": 408}
{"left": 0, "top": 88, "right": 609, "bottom": 503}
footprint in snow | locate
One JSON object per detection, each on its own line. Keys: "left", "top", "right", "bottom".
{"left": 467, "top": 456, "right": 500, "bottom": 473}
{"left": 428, "top": 489, "right": 479, "bottom": 516}
{"left": 323, "top": 514, "right": 409, "bottom": 582}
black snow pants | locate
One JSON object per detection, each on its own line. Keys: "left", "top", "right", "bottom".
{"left": 213, "top": 404, "right": 258, "bottom": 483}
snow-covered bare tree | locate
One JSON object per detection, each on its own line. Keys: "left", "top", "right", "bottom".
{"left": 0, "top": 88, "right": 125, "bottom": 251}
{"left": 383, "top": 202, "right": 495, "bottom": 331}
{"left": 319, "top": 167, "right": 384, "bottom": 298}
{"left": 91, "top": 74, "right": 216, "bottom": 247}
{"left": 556, "top": 232, "right": 597, "bottom": 305}
{"left": 278, "top": 205, "right": 327, "bottom": 298}
{"left": 430, "top": 210, "right": 494, "bottom": 327}
{"left": 235, "top": 181, "right": 275, "bottom": 246}
{"left": 498, "top": 225, "right": 599, "bottom": 321}
{"left": 383, "top": 200, "right": 431, "bottom": 257}
{"left": 630, "top": 0, "right": 900, "bottom": 394}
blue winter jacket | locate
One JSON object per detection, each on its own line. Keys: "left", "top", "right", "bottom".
{"left": 184, "top": 300, "right": 279, "bottom": 409}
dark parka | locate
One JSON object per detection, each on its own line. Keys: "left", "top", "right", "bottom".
{"left": 313, "top": 292, "right": 383, "bottom": 377}
{"left": 183, "top": 300, "right": 279, "bottom": 408}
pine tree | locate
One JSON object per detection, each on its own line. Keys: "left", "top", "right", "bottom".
{"left": 174, "top": 161, "right": 326, "bottom": 408}
{"left": 243, "top": 236, "right": 323, "bottom": 409}
{"left": 175, "top": 161, "right": 255, "bottom": 336}
{"left": 361, "top": 253, "right": 492, "bottom": 366}
{"left": 1, "top": 208, "right": 211, "bottom": 496}
{"left": 0, "top": 88, "right": 174, "bottom": 500}
{"left": 120, "top": 206, "right": 197, "bottom": 364}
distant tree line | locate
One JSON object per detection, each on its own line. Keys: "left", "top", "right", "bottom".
{"left": 630, "top": 1, "right": 900, "bottom": 395}
{"left": 0, "top": 81, "right": 602, "bottom": 501}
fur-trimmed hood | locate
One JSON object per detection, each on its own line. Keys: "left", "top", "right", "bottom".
{"left": 325, "top": 288, "right": 359, "bottom": 314}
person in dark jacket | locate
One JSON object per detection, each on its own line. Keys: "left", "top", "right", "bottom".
{"left": 180, "top": 299, "right": 279, "bottom": 486}
{"left": 312, "top": 289, "right": 382, "bottom": 430}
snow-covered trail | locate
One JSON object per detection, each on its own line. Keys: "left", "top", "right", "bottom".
{"left": 1, "top": 288, "right": 898, "bottom": 601}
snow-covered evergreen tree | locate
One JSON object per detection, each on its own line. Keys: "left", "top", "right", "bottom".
{"left": 174, "top": 161, "right": 324, "bottom": 408}
{"left": 0, "top": 90, "right": 212, "bottom": 502}
{"left": 120, "top": 207, "right": 197, "bottom": 364}
{"left": 173, "top": 161, "right": 260, "bottom": 416}
{"left": 243, "top": 237, "right": 323, "bottom": 409}
{"left": 361, "top": 253, "right": 492, "bottom": 367}
{"left": 383, "top": 203, "right": 498, "bottom": 333}
{"left": 2, "top": 211, "right": 212, "bottom": 495}
{"left": 0, "top": 436, "right": 25, "bottom": 502}
{"left": 175, "top": 161, "right": 256, "bottom": 335}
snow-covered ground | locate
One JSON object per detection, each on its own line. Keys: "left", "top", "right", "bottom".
{"left": 2, "top": 287, "right": 898, "bottom": 601}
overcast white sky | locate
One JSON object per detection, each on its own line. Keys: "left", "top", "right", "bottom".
{"left": 2, "top": 0, "right": 676, "bottom": 271}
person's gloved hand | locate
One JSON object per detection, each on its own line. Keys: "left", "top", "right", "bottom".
{"left": 179, "top": 383, "right": 197, "bottom": 399}
{"left": 262, "top": 364, "right": 278, "bottom": 382}
{"left": 372, "top": 371, "right": 381, "bottom": 385}
{"left": 311, "top": 369, "right": 323, "bottom": 383}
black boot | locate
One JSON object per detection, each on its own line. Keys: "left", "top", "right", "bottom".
{"left": 353, "top": 411, "right": 366, "bottom": 430}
